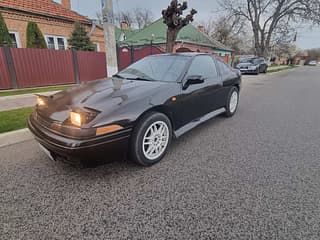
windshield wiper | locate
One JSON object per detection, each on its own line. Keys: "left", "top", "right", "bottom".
{"left": 112, "top": 74, "right": 125, "bottom": 79}
{"left": 126, "top": 77, "right": 154, "bottom": 81}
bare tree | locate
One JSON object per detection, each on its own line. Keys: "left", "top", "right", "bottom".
{"left": 211, "top": 16, "right": 245, "bottom": 43}
{"left": 201, "top": 16, "right": 251, "bottom": 54}
{"left": 219, "top": 0, "right": 320, "bottom": 57}
{"left": 134, "top": 8, "right": 154, "bottom": 29}
{"left": 114, "top": 11, "right": 135, "bottom": 28}
{"left": 162, "top": 0, "right": 197, "bottom": 53}
{"left": 199, "top": 19, "right": 216, "bottom": 36}
{"left": 113, "top": 8, "right": 154, "bottom": 29}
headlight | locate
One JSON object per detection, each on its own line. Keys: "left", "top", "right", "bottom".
{"left": 70, "top": 112, "right": 82, "bottom": 127}
{"left": 69, "top": 108, "right": 100, "bottom": 127}
{"left": 37, "top": 96, "right": 47, "bottom": 106}
{"left": 248, "top": 66, "right": 257, "bottom": 70}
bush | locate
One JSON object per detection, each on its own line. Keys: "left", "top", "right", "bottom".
{"left": 26, "top": 22, "right": 47, "bottom": 48}
{"left": 68, "top": 21, "right": 95, "bottom": 51}
{"left": 0, "top": 12, "right": 13, "bottom": 47}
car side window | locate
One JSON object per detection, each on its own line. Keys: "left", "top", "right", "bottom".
{"left": 217, "top": 59, "right": 232, "bottom": 75}
{"left": 187, "top": 56, "right": 218, "bottom": 79}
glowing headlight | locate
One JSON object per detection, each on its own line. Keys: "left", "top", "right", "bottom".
{"left": 37, "top": 96, "right": 46, "bottom": 106}
{"left": 70, "top": 112, "right": 82, "bottom": 127}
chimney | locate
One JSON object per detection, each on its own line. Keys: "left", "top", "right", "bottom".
{"left": 197, "top": 25, "right": 205, "bottom": 33}
{"left": 120, "top": 22, "right": 129, "bottom": 31}
{"left": 61, "top": 0, "right": 71, "bottom": 10}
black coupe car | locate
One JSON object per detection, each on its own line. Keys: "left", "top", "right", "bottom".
{"left": 236, "top": 57, "right": 268, "bottom": 74}
{"left": 28, "top": 53, "right": 241, "bottom": 166}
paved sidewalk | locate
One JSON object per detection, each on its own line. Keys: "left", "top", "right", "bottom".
{"left": 0, "top": 129, "right": 32, "bottom": 148}
{"left": 0, "top": 91, "right": 58, "bottom": 111}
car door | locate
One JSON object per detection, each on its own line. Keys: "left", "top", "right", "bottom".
{"left": 215, "top": 59, "right": 239, "bottom": 108}
{"left": 180, "top": 55, "right": 221, "bottom": 126}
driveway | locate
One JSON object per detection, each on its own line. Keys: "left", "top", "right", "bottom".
{"left": 1, "top": 66, "right": 320, "bottom": 239}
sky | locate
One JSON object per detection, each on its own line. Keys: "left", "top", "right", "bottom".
{"left": 54, "top": 0, "right": 320, "bottom": 50}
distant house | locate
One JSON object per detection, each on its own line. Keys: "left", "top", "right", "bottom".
{"left": 0, "top": 0, "right": 105, "bottom": 51}
{"left": 116, "top": 18, "right": 233, "bottom": 69}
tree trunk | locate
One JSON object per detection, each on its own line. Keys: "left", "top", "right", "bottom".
{"left": 166, "top": 27, "right": 178, "bottom": 53}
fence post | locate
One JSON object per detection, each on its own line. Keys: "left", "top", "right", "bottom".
{"left": 130, "top": 45, "right": 134, "bottom": 64}
{"left": 3, "top": 45, "right": 18, "bottom": 89}
{"left": 116, "top": 43, "right": 120, "bottom": 70}
{"left": 72, "top": 49, "right": 80, "bottom": 84}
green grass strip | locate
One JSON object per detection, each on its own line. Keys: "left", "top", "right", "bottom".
{"left": 0, "top": 107, "right": 34, "bottom": 134}
{"left": 0, "top": 85, "right": 74, "bottom": 97}
{"left": 267, "top": 65, "right": 296, "bottom": 73}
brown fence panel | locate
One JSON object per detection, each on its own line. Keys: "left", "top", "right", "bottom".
{"left": 11, "top": 48, "right": 75, "bottom": 88}
{"left": 77, "top": 51, "right": 107, "bottom": 82}
{"left": 0, "top": 47, "right": 12, "bottom": 90}
{"left": 118, "top": 47, "right": 132, "bottom": 71}
{"left": 133, "top": 46, "right": 164, "bottom": 62}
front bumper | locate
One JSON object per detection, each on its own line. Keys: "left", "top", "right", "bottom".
{"left": 238, "top": 68, "right": 258, "bottom": 74}
{"left": 28, "top": 116, "right": 132, "bottom": 161}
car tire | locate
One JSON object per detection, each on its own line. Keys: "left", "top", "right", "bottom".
{"left": 130, "top": 112, "right": 172, "bottom": 166}
{"left": 224, "top": 87, "right": 239, "bottom": 118}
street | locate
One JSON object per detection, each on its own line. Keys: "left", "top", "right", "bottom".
{"left": 1, "top": 66, "right": 320, "bottom": 239}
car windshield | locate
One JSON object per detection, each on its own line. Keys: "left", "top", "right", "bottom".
{"left": 241, "top": 58, "right": 259, "bottom": 64}
{"left": 116, "top": 55, "right": 189, "bottom": 82}
{"left": 241, "top": 58, "right": 262, "bottom": 65}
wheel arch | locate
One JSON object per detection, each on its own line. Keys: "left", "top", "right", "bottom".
{"left": 234, "top": 83, "right": 240, "bottom": 91}
{"left": 135, "top": 105, "right": 176, "bottom": 131}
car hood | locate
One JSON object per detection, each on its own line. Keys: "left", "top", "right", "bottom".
{"left": 38, "top": 78, "right": 170, "bottom": 122}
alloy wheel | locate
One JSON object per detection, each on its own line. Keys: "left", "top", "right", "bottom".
{"left": 142, "top": 121, "right": 169, "bottom": 160}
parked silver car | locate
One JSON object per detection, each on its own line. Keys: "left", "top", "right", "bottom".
{"left": 308, "top": 60, "right": 318, "bottom": 66}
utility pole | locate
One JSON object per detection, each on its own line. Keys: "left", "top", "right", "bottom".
{"left": 102, "top": 0, "right": 118, "bottom": 77}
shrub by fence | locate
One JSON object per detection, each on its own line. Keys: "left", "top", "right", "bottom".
{"left": 0, "top": 46, "right": 107, "bottom": 90}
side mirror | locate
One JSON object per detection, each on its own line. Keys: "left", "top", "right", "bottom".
{"left": 183, "top": 75, "right": 205, "bottom": 89}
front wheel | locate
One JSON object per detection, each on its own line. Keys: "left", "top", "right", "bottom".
{"left": 225, "top": 87, "right": 239, "bottom": 117}
{"left": 130, "top": 112, "right": 172, "bottom": 166}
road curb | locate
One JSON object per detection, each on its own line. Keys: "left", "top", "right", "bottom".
{"left": 0, "top": 129, "right": 33, "bottom": 148}
{"left": 0, "top": 91, "right": 59, "bottom": 101}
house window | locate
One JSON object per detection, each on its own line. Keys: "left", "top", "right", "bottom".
{"left": 45, "top": 35, "right": 67, "bottom": 50}
{"left": 9, "top": 31, "right": 21, "bottom": 48}
{"left": 57, "top": 38, "right": 66, "bottom": 50}
{"left": 47, "top": 37, "right": 55, "bottom": 49}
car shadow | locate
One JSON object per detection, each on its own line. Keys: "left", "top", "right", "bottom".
{"left": 174, "top": 115, "right": 226, "bottom": 142}
{"left": 51, "top": 113, "right": 230, "bottom": 174}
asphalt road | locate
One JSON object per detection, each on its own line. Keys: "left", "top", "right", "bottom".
{"left": 1, "top": 66, "right": 320, "bottom": 240}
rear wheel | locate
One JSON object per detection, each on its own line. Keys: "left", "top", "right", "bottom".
{"left": 263, "top": 67, "right": 268, "bottom": 73}
{"left": 225, "top": 87, "right": 239, "bottom": 117}
{"left": 130, "top": 112, "right": 172, "bottom": 166}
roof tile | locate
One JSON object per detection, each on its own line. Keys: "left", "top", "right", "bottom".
{"left": 0, "top": 0, "right": 90, "bottom": 23}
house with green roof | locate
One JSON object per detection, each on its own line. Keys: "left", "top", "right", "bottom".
{"left": 116, "top": 18, "right": 233, "bottom": 70}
